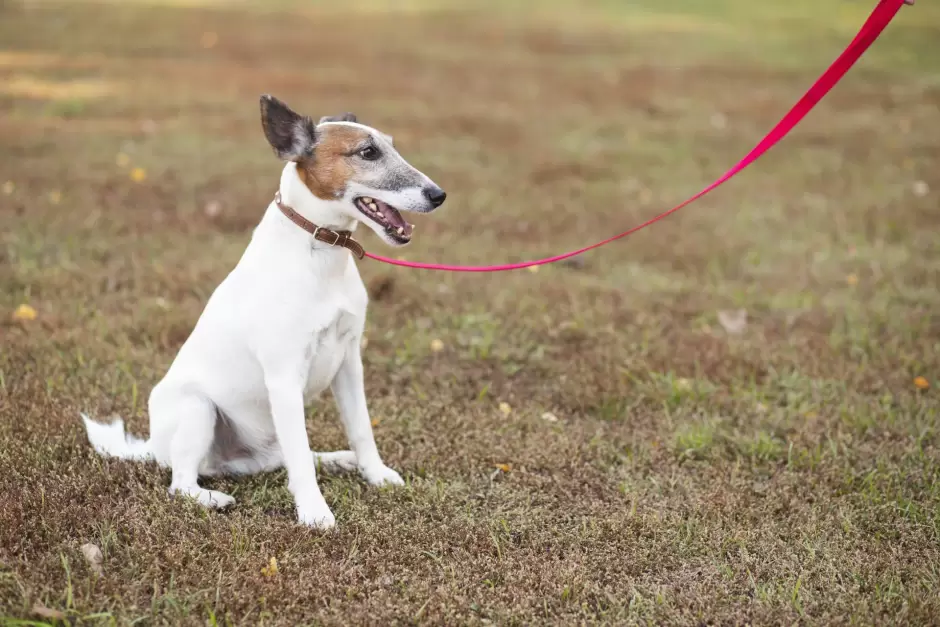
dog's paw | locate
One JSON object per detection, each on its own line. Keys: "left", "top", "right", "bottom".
{"left": 297, "top": 506, "right": 336, "bottom": 530}
{"left": 361, "top": 464, "right": 405, "bottom": 487}
{"left": 170, "top": 487, "right": 236, "bottom": 510}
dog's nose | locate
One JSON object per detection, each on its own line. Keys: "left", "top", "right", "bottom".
{"left": 423, "top": 186, "right": 447, "bottom": 208}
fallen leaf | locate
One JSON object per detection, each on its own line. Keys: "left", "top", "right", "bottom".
{"left": 81, "top": 543, "right": 103, "bottom": 575}
{"left": 115, "top": 152, "right": 130, "bottom": 167}
{"left": 494, "top": 463, "right": 512, "bottom": 472}
{"left": 675, "top": 378, "right": 693, "bottom": 392}
{"left": 541, "top": 412, "right": 559, "bottom": 422}
{"left": 2, "top": 181, "right": 13, "bottom": 195}
{"left": 12, "top": 303, "right": 37, "bottom": 322}
{"left": 201, "top": 31, "right": 218, "bottom": 49}
{"left": 260, "top": 556, "right": 278, "bottom": 577}
{"left": 360, "top": 336, "right": 369, "bottom": 350}
{"left": 48, "top": 190, "right": 62, "bottom": 204}
{"left": 912, "top": 180, "right": 929, "bottom": 197}
{"left": 430, "top": 338, "right": 444, "bottom": 353}
{"left": 717, "top": 309, "right": 747, "bottom": 335}
{"left": 498, "top": 402, "right": 512, "bottom": 416}
{"left": 846, "top": 274, "right": 859, "bottom": 286}
{"left": 914, "top": 376, "right": 930, "bottom": 391}
{"left": 527, "top": 265, "right": 539, "bottom": 273}
{"left": 130, "top": 167, "right": 146, "bottom": 183}
{"left": 371, "top": 418, "right": 380, "bottom": 427}
{"left": 31, "top": 603, "right": 65, "bottom": 620}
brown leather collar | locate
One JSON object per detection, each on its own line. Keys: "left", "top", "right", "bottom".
{"left": 274, "top": 191, "right": 365, "bottom": 260}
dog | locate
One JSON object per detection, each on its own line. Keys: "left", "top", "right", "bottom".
{"left": 81, "top": 95, "right": 446, "bottom": 529}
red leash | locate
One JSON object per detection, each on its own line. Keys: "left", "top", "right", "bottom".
{"left": 365, "top": 0, "right": 909, "bottom": 272}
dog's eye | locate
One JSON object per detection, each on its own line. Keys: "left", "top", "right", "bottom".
{"left": 358, "top": 146, "right": 380, "bottom": 161}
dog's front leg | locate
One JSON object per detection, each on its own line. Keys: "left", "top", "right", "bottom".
{"left": 264, "top": 370, "right": 335, "bottom": 529}
{"left": 331, "top": 342, "right": 404, "bottom": 487}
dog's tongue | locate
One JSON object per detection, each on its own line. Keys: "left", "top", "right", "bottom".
{"left": 376, "top": 200, "right": 407, "bottom": 229}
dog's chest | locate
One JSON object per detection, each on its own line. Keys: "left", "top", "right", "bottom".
{"left": 302, "top": 307, "right": 360, "bottom": 401}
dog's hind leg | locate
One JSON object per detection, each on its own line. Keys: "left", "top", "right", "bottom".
{"left": 313, "top": 450, "right": 359, "bottom": 473}
{"left": 211, "top": 415, "right": 358, "bottom": 477}
{"left": 218, "top": 450, "right": 358, "bottom": 476}
{"left": 150, "top": 383, "right": 235, "bottom": 509}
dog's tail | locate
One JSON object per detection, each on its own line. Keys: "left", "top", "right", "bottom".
{"left": 81, "top": 414, "right": 153, "bottom": 461}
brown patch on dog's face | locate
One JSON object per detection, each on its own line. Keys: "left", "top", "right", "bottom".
{"left": 296, "top": 124, "right": 371, "bottom": 200}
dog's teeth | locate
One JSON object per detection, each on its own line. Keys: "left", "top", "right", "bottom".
{"left": 397, "top": 226, "right": 404, "bottom": 235}
{"left": 362, "top": 197, "right": 372, "bottom": 203}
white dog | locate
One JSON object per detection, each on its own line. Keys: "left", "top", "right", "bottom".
{"left": 81, "top": 95, "right": 446, "bottom": 529}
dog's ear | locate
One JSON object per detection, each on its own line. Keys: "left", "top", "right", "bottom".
{"left": 318, "top": 112, "right": 358, "bottom": 124}
{"left": 260, "top": 95, "right": 316, "bottom": 161}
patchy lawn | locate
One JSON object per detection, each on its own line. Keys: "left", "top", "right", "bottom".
{"left": 1, "top": 0, "right": 938, "bottom": 624}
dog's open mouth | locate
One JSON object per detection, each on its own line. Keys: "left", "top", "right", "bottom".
{"left": 355, "top": 196, "right": 414, "bottom": 243}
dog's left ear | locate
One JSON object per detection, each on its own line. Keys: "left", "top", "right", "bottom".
{"left": 318, "top": 112, "right": 358, "bottom": 124}
{"left": 260, "top": 94, "right": 317, "bottom": 161}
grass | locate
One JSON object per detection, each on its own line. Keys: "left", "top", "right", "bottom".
{"left": 1, "top": 0, "right": 939, "bottom": 624}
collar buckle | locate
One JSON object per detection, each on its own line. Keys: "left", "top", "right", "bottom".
{"left": 275, "top": 192, "right": 365, "bottom": 260}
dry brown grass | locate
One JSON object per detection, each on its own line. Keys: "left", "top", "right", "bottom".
{"left": 1, "top": 0, "right": 939, "bottom": 624}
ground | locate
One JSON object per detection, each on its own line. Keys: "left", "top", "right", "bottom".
{"left": 1, "top": 0, "right": 939, "bottom": 624}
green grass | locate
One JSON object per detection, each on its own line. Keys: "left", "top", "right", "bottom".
{"left": 1, "top": 0, "right": 939, "bottom": 624}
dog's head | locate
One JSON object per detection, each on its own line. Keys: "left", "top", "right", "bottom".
{"left": 260, "top": 95, "right": 445, "bottom": 246}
